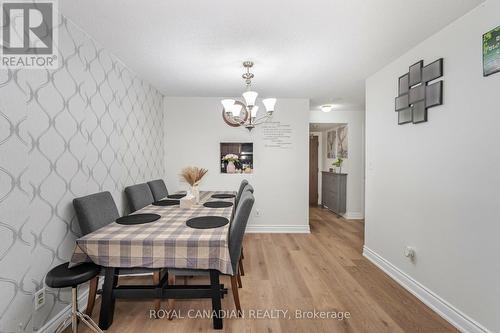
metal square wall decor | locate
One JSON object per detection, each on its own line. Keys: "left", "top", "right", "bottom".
{"left": 395, "top": 58, "right": 443, "bottom": 125}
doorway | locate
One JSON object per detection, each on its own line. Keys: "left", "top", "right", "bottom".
{"left": 309, "top": 123, "right": 346, "bottom": 208}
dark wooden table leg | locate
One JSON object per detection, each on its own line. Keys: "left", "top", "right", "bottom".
{"left": 99, "top": 267, "right": 116, "bottom": 330}
{"left": 209, "top": 270, "right": 223, "bottom": 330}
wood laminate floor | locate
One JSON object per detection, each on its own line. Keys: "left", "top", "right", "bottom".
{"left": 69, "top": 206, "right": 457, "bottom": 333}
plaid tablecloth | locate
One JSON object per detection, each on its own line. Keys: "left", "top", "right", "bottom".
{"left": 69, "top": 191, "right": 235, "bottom": 275}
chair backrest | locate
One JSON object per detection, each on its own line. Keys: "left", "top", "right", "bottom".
{"left": 147, "top": 179, "right": 169, "bottom": 201}
{"left": 243, "top": 183, "right": 254, "bottom": 194}
{"left": 234, "top": 179, "right": 249, "bottom": 208}
{"left": 73, "top": 191, "right": 119, "bottom": 235}
{"left": 229, "top": 190, "right": 254, "bottom": 274}
{"left": 124, "top": 183, "right": 154, "bottom": 212}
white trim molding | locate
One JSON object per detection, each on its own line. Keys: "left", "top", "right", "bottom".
{"left": 246, "top": 225, "right": 311, "bottom": 233}
{"left": 363, "top": 246, "right": 491, "bottom": 333}
{"left": 342, "top": 211, "right": 364, "bottom": 220}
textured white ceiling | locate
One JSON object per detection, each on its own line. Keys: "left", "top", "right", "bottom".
{"left": 60, "top": 0, "right": 483, "bottom": 111}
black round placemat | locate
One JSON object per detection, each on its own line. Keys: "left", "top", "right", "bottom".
{"left": 167, "top": 193, "right": 186, "bottom": 199}
{"left": 203, "top": 201, "right": 233, "bottom": 208}
{"left": 116, "top": 213, "right": 161, "bottom": 225}
{"left": 186, "top": 216, "right": 229, "bottom": 229}
{"left": 153, "top": 199, "right": 179, "bottom": 206}
{"left": 211, "top": 193, "right": 236, "bottom": 199}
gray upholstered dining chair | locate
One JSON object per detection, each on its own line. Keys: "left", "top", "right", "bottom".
{"left": 235, "top": 182, "right": 254, "bottom": 280}
{"left": 168, "top": 190, "right": 255, "bottom": 317}
{"left": 124, "top": 183, "right": 155, "bottom": 212}
{"left": 243, "top": 183, "right": 254, "bottom": 194}
{"left": 234, "top": 179, "right": 249, "bottom": 208}
{"left": 73, "top": 191, "right": 119, "bottom": 236}
{"left": 73, "top": 191, "right": 164, "bottom": 315}
{"left": 173, "top": 181, "right": 254, "bottom": 289}
{"left": 147, "top": 179, "right": 169, "bottom": 201}
{"left": 227, "top": 190, "right": 255, "bottom": 313}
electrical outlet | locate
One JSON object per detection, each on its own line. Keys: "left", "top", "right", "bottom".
{"left": 404, "top": 246, "right": 415, "bottom": 259}
{"left": 255, "top": 209, "right": 261, "bottom": 217}
{"left": 34, "top": 288, "right": 45, "bottom": 310}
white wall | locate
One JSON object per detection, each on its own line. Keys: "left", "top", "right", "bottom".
{"left": 164, "top": 97, "right": 310, "bottom": 233}
{"left": 310, "top": 110, "right": 365, "bottom": 219}
{"left": 365, "top": 1, "right": 500, "bottom": 332}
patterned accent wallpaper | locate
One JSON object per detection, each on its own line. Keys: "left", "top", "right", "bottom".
{"left": 0, "top": 16, "right": 164, "bottom": 332}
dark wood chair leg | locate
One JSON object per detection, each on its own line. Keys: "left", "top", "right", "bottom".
{"left": 230, "top": 276, "right": 242, "bottom": 316}
{"left": 85, "top": 276, "right": 98, "bottom": 316}
{"left": 167, "top": 275, "right": 175, "bottom": 321}
{"left": 236, "top": 269, "right": 242, "bottom": 289}
{"left": 238, "top": 257, "right": 245, "bottom": 276}
{"left": 152, "top": 271, "right": 161, "bottom": 313}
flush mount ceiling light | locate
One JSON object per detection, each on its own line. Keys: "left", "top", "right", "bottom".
{"left": 321, "top": 105, "right": 333, "bottom": 112}
{"left": 220, "top": 61, "right": 277, "bottom": 131}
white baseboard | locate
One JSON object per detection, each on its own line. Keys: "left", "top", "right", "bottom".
{"left": 38, "top": 279, "right": 104, "bottom": 333}
{"left": 363, "top": 246, "right": 490, "bottom": 333}
{"left": 342, "top": 211, "right": 364, "bottom": 220}
{"left": 246, "top": 224, "right": 311, "bottom": 233}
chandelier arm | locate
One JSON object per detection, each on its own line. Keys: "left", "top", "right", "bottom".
{"left": 252, "top": 116, "right": 273, "bottom": 126}
{"left": 257, "top": 114, "right": 273, "bottom": 122}
{"left": 240, "top": 120, "right": 248, "bottom": 126}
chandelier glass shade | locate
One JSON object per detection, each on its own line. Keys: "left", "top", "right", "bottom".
{"left": 220, "top": 61, "right": 277, "bottom": 130}
{"left": 242, "top": 91, "right": 258, "bottom": 107}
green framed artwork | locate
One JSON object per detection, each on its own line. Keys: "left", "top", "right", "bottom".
{"left": 483, "top": 25, "right": 500, "bottom": 76}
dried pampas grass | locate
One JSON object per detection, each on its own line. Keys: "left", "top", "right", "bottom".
{"left": 181, "top": 167, "right": 208, "bottom": 186}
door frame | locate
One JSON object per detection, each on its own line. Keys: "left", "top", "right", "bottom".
{"left": 309, "top": 132, "right": 323, "bottom": 205}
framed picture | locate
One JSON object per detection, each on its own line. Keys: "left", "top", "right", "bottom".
{"left": 483, "top": 25, "right": 500, "bottom": 77}
{"left": 220, "top": 142, "right": 253, "bottom": 174}
{"left": 336, "top": 126, "right": 348, "bottom": 158}
{"left": 326, "top": 130, "right": 336, "bottom": 158}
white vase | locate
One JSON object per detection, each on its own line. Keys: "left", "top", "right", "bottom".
{"left": 191, "top": 185, "right": 200, "bottom": 204}
{"left": 226, "top": 161, "right": 236, "bottom": 173}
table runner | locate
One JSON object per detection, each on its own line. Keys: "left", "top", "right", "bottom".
{"left": 70, "top": 191, "right": 235, "bottom": 275}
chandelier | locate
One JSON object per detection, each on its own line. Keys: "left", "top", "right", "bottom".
{"left": 220, "top": 61, "right": 277, "bottom": 131}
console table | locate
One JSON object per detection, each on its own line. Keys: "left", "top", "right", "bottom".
{"left": 321, "top": 172, "right": 347, "bottom": 215}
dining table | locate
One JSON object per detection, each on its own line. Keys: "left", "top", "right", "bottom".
{"left": 69, "top": 190, "right": 236, "bottom": 330}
